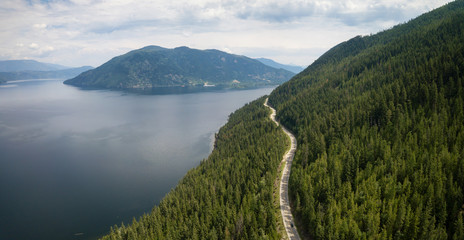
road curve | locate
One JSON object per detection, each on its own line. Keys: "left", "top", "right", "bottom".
{"left": 264, "top": 98, "right": 301, "bottom": 240}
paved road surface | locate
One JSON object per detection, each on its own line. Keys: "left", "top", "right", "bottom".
{"left": 264, "top": 98, "right": 301, "bottom": 240}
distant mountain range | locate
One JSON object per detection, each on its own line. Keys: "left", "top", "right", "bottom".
{"left": 255, "top": 58, "right": 304, "bottom": 73}
{"left": 64, "top": 46, "right": 295, "bottom": 90}
{"left": 0, "top": 60, "right": 93, "bottom": 83}
{"left": 0, "top": 60, "right": 69, "bottom": 72}
{"left": 0, "top": 66, "right": 93, "bottom": 82}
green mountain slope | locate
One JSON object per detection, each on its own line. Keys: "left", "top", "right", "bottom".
{"left": 64, "top": 46, "right": 295, "bottom": 90}
{"left": 98, "top": 1, "right": 463, "bottom": 239}
{"left": 101, "top": 97, "right": 289, "bottom": 239}
{"left": 269, "top": 0, "right": 464, "bottom": 239}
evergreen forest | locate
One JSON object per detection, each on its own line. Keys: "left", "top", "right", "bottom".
{"left": 102, "top": 0, "right": 464, "bottom": 239}
{"left": 101, "top": 97, "right": 289, "bottom": 239}
{"left": 269, "top": 0, "right": 464, "bottom": 239}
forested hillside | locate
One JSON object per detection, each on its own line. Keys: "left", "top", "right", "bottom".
{"left": 269, "top": 0, "right": 464, "bottom": 239}
{"left": 101, "top": 97, "right": 289, "bottom": 239}
{"left": 64, "top": 46, "right": 294, "bottom": 90}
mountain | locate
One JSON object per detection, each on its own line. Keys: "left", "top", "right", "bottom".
{"left": 0, "top": 60, "right": 92, "bottom": 83}
{"left": 0, "top": 60, "right": 69, "bottom": 72}
{"left": 100, "top": 1, "right": 464, "bottom": 239}
{"left": 256, "top": 58, "right": 304, "bottom": 73}
{"left": 0, "top": 66, "right": 93, "bottom": 82}
{"left": 268, "top": 0, "right": 464, "bottom": 239}
{"left": 64, "top": 46, "right": 295, "bottom": 90}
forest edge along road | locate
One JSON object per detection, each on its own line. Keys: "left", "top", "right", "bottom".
{"left": 264, "top": 98, "right": 300, "bottom": 240}
{"left": 264, "top": 98, "right": 301, "bottom": 240}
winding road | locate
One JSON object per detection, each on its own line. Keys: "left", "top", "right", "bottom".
{"left": 264, "top": 98, "right": 301, "bottom": 240}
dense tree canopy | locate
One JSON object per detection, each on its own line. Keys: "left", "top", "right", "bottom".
{"left": 269, "top": 0, "right": 464, "bottom": 239}
{"left": 101, "top": 1, "right": 464, "bottom": 239}
{"left": 101, "top": 97, "right": 289, "bottom": 239}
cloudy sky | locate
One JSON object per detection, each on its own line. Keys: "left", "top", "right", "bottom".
{"left": 0, "top": 0, "right": 453, "bottom": 68}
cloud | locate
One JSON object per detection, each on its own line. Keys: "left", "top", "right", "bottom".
{"left": 233, "top": 0, "right": 317, "bottom": 22}
{"left": 0, "top": 0, "right": 454, "bottom": 67}
{"left": 23, "top": 43, "right": 55, "bottom": 57}
{"left": 29, "top": 43, "right": 39, "bottom": 49}
{"left": 33, "top": 23, "right": 47, "bottom": 29}
{"left": 227, "top": 0, "right": 443, "bottom": 26}
{"left": 222, "top": 48, "right": 232, "bottom": 54}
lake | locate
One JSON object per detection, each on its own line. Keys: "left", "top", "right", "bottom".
{"left": 0, "top": 79, "right": 274, "bottom": 240}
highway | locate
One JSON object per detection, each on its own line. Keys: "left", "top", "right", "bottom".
{"left": 264, "top": 98, "right": 301, "bottom": 240}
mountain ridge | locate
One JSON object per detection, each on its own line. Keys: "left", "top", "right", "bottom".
{"left": 256, "top": 58, "right": 304, "bottom": 74}
{"left": 269, "top": 0, "right": 464, "bottom": 238}
{"left": 64, "top": 46, "right": 295, "bottom": 90}
{"left": 0, "top": 60, "right": 70, "bottom": 72}
{"left": 0, "top": 66, "right": 93, "bottom": 82}
{"left": 99, "top": 0, "right": 464, "bottom": 239}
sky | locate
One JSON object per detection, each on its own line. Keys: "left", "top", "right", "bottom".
{"left": 0, "top": 0, "right": 453, "bottom": 68}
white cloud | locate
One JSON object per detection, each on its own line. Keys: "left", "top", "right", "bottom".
{"left": 33, "top": 23, "right": 47, "bottom": 29}
{"left": 29, "top": 43, "right": 39, "bottom": 49}
{"left": 222, "top": 48, "right": 233, "bottom": 54}
{"left": 0, "top": 0, "right": 454, "bottom": 67}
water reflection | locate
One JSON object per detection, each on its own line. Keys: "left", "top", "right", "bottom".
{"left": 0, "top": 79, "right": 274, "bottom": 240}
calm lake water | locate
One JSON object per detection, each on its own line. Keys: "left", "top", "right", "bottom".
{"left": 0, "top": 79, "right": 274, "bottom": 240}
